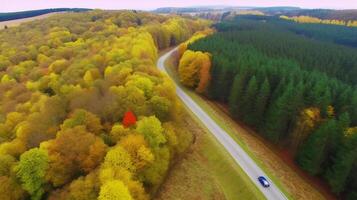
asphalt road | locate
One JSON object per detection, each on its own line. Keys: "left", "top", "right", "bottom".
{"left": 157, "top": 48, "right": 289, "bottom": 200}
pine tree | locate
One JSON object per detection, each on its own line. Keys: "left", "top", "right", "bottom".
{"left": 241, "top": 76, "right": 258, "bottom": 125}
{"left": 228, "top": 74, "right": 242, "bottom": 118}
{"left": 296, "top": 119, "right": 338, "bottom": 175}
{"left": 325, "top": 130, "right": 357, "bottom": 194}
{"left": 254, "top": 78, "right": 271, "bottom": 128}
{"left": 320, "top": 112, "right": 350, "bottom": 170}
{"left": 335, "top": 88, "right": 352, "bottom": 115}
{"left": 207, "top": 63, "right": 220, "bottom": 99}
{"left": 264, "top": 82, "right": 301, "bottom": 142}
{"left": 320, "top": 89, "right": 332, "bottom": 118}
{"left": 350, "top": 89, "right": 357, "bottom": 126}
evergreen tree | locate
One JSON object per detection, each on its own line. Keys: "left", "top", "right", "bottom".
{"left": 321, "top": 112, "right": 350, "bottom": 170}
{"left": 335, "top": 88, "right": 352, "bottom": 115}
{"left": 187, "top": 17, "right": 357, "bottom": 195}
{"left": 228, "top": 74, "right": 242, "bottom": 118}
{"left": 296, "top": 119, "right": 338, "bottom": 175}
{"left": 264, "top": 82, "right": 301, "bottom": 142}
{"left": 337, "top": 112, "right": 351, "bottom": 131}
{"left": 207, "top": 63, "right": 221, "bottom": 100}
{"left": 255, "top": 78, "right": 271, "bottom": 128}
{"left": 325, "top": 131, "right": 357, "bottom": 194}
{"left": 320, "top": 89, "right": 332, "bottom": 118}
{"left": 241, "top": 76, "right": 258, "bottom": 125}
{"left": 209, "top": 64, "right": 230, "bottom": 101}
{"left": 350, "top": 89, "right": 357, "bottom": 126}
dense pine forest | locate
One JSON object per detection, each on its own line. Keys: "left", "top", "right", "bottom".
{"left": 0, "top": 10, "right": 208, "bottom": 200}
{"left": 182, "top": 16, "right": 357, "bottom": 199}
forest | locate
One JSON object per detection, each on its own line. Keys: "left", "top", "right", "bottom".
{"left": 0, "top": 10, "right": 208, "bottom": 200}
{"left": 278, "top": 9, "right": 357, "bottom": 21}
{"left": 280, "top": 15, "right": 357, "bottom": 27}
{"left": 215, "top": 15, "right": 357, "bottom": 48}
{"left": 258, "top": 8, "right": 357, "bottom": 21}
{"left": 179, "top": 16, "right": 357, "bottom": 199}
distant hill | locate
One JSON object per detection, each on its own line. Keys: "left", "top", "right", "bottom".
{"left": 0, "top": 8, "right": 90, "bottom": 22}
{"left": 285, "top": 9, "right": 357, "bottom": 21}
{"left": 155, "top": 6, "right": 357, "bottom": 21}
{"left": 256, "top": 6, "right": 301, "bottom": 12}
{"left": 154, "top": 6, "right": 226, "bottom": 13}
{"left": 154, "top": 6, "right": 256, "bottom": 13}
{"left": 259, "top": 8, "right": 357, "bottom": 21}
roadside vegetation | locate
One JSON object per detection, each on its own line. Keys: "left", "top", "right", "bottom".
{"left": 156, "top": 55, "right": 265, "bottom": 200}
{"left": 0, "top": 10, "right": 209, "bottom": 200}
{"left": 178, "top": 15, "right": 357, "bottom": 199}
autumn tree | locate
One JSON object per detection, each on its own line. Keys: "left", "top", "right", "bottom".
{"left": 122, "top": 110, "right": 137, "bottom": 128}
{"left": 103, "top": 144, "right": 134, "bottom": 172}
{"left": 119, "top": 134, "right": 154, "bottom": 171}
{"left": 0, "top": 154, "right": 16, "bottom": 176}
{"left": 61, "top": 109, "right": 103, "bottom": 135}
{"left": 98, "top": 180, "right": 132, "bottom": 200}
{"left": 44, "top": 126, "right": 107, "bottom": 186}
{"left": 0, "top": 176, "right": 26, "bottom": 200}
{"left": 136, "top": 116, "right": 166, "bottom": 149}
{"left": 178, "top": 50, "right": 211, "bottom": 92}
{"left": 149, "top": 96, "right": 171, "bottom": 121}
{"left": 48, "top": 171, "right": 100, "bottom": 200}
{"left": 290, "top": 107, "right": 321, "bottom": 151}
{"left": 125, "top": 75, "right": 154, "bottom": 98}
{"left": 15, "top": 148, "right": 49, "bottom": 200}
{"left": 109, "top": 124, "right": 132, "bottom": 143}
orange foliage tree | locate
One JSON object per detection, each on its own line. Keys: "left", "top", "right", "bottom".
{"left": 178, "top": 50, "right": 211, "bottom": 93}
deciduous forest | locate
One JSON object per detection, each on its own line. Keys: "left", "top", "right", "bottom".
{"left": 179, "top": 16, "right": 357, "bottom": 199}
{"left": 0, "top": 10, "right": 208, "bottom": 200}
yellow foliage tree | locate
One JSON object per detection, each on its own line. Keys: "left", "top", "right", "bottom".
{"left": 103, "top": 144, "right": 135, "bottom": 172}
{"left": 136, "top": 116, "right": 166, "bottom": 149}
{"left": 61, "top": 109, "right": 103, "bottom": 135}
{"left": 177, "top": 29, "right": 213, "bottom": 59}
{"left": 280, "top": 15, "right": 355, "bottom": 26}
{"left": 125, "top": 75, "right": 154, "bottom": 98}
{"left": 119, "top": 134, "right": 154, "bottom": 170}
{"left": 109, "top": 124, "right": 131, "bottom": 143}
{"left": 98, "top": 180, "right": 132, "bottom": 200}
{"left": 178, "top": 50, "right": 211, "bottom": 93}
{"left": 290, "top": 107, "right": 321, "bottom": 152}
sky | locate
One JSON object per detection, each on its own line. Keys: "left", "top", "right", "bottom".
{"left": 0, "top": 0, "right": 356, "bottom": 12}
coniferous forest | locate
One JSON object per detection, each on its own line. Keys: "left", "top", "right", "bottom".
{"left": 186, "top": 16, "right": 357, "bottom": 199}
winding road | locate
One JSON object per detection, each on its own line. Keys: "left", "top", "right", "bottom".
{"left": 157, "top": 48, "right": 289, "bottom": 200}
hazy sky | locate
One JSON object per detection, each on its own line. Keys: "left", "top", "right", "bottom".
{"left": 0, "top": 0, "right": 356, "bottom": 12}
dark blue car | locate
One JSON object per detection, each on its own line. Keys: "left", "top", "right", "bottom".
{"left": 258, "top": 176, "right": 270, "bottom": 188}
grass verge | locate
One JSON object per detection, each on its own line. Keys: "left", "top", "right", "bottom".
{"left": 155, "top": 104, "right": 266, "bottom": 200}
